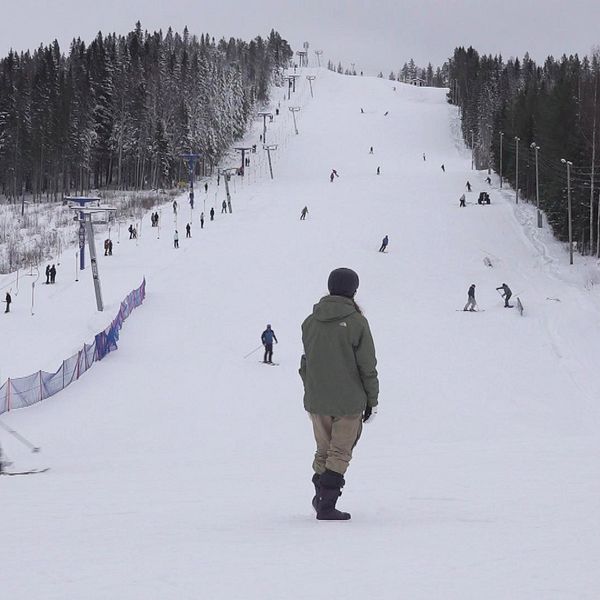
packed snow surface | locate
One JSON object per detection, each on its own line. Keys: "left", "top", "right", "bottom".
{"left": 2, "top": 69, "right": 600, "bottom": 599}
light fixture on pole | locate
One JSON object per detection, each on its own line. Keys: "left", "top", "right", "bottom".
{"left": 561, "top": 158, "right": 574, "bottom": 265}
{"left": 515, "top": 137, "right": 520, "bottom": 203}
{"left": 531, "top": 143, "right": 542, "bottom": 228}
{"left": 470, "top": 129, "right": 474, "bottom": 170}
{"left": 499, "top": 132, "right": 504, "bottom": 188}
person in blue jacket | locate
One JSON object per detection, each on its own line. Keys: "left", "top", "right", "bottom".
{"left": 261, "top": 324, "right": 278, "bottom": 364}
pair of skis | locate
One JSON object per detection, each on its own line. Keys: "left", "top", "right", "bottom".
{"left": 1, "top": 467, "right": 49, "bottom": 476}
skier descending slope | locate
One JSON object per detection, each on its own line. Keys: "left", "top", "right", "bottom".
{"left": 261, "top": 324, "right": 278, "bottom": 364}
{"left": 299, "top": 268, "right": 379, "bottom": 520}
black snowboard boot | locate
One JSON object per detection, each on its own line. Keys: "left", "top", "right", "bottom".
{"left": 316, "top": 469, "right": 351, "bottom": 521}
{"left": 311, "top": 473, "right": 321, "bottom": 512}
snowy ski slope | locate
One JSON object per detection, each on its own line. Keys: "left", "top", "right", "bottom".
{"left": 2, "top": 68, "right": 600, "bottom": 599}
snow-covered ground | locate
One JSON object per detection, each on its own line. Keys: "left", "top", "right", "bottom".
{"left": 2, "top": 69, "right": 600, "bottom": 599}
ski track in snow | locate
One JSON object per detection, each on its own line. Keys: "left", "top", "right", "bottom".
{"left": 1, "top": 69, "right": 600, "bottom": 600}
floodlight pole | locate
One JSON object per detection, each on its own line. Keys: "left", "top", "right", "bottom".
{"left": 531, "top": 142, "right": 542, "bottom": 227}
{"left": 315, "top": 50, "right": 323, "bottom": 67}
{"left": 561, "top": 158, "right": 574, "bottom": 265}
{"left": 307, "top": 75, "right": 316, "bottom": 98}
{"left": 264, "top": 145, "right": 278, "bottom": 179}
{"left": 515, "top": 137, "right": 520, "bottom": 204}
{"left": 289, "top": 107, "right": 300, "bottom": 135}
{"left": 499, "top": 132, "right": 504, "bottom": 188}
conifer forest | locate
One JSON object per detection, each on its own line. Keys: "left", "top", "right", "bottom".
{"left": 449, "top": 47, "right": 600, "bottom": 255}
{"left": 0, "top": 23, "right": 292, "bottom": 200}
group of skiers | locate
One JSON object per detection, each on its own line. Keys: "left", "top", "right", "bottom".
{"left": 150, "top": 212, "right": 160, "bottom": 227}
{"left": 103, "top": 239, "right": 114, "bottom": 256}
{"left": 464, "top": 282, "right": 513, "bottom": 311}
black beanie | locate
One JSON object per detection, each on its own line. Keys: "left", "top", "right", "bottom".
{"left": 328, "top": 268, "right": 359, "bottom": 298}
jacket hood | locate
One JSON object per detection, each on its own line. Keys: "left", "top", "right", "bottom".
{"left": 312, "top": 295, "right": 357, "bottom": 322}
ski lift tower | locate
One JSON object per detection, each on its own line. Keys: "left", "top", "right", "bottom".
{"left": 263, "top": 144, "right": 278, "bottom": 179}
{"left": 257, "top": 111, "right": 273, "bottom": 144}
{"left": 289, "top": 106, "right": 301, "bottom": 135}
{"left": 219, "top": 167, "right": 238, "bottom": 213}
{"left": 181, "top": 153, "right": 201, "bottom": 204}
{"left": 65, "top": 196, "right": 101, "bottom": 271}
{"left": 234, "top": 146, "right": 253, "bottom": 176}
{"left": 68, "top": 201, "right": 117, "bottom": 312}
{"left": 315, "top": 50, "right": 323, "bottom": 67}
{"left": 296, "top": 51, "right": 307, "bottom": 68}
{"left": 306, "top": 75, "right": 316, "bottom": 98}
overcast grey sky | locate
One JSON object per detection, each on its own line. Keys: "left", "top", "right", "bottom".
{"left": 0, "top": 0, "right": 598, "bottom": 74}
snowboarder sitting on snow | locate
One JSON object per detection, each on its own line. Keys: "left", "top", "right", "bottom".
{"left": 261, "top": 324, "right": 278, "bottom": 364}
{"left": 300, "top": 206, "right": 309, "bottom": 220}
{"left": 463, "top": 284, "right": 477, "bottom": 311}
{"left": 496, "top": 283, "right": 513, "bottom": 308}
{"left": 459, "top": 194, "right": 466, "bottom": 207}
{"left": 379, "top": 235, "right": 389, "bottom": 252}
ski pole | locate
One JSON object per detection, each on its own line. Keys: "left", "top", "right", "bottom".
{"left": 0, "top": 420, "right": 41, "bottom": 453}
{"left": 243, "top": 345, "right": 263, "bottom": 359}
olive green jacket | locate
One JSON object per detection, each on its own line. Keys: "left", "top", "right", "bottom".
{"left": 299, "top": 295, "right": 379, "bottom": 416}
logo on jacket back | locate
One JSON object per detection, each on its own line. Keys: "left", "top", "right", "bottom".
{"left": 339, "top": 322, "right": 347, "bottom": 327}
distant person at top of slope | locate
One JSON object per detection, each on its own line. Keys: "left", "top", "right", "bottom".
{"left": 210, "top": 207, "right": 215, "bottom": 221}
{"left": 423, "top": 153, "right": 426, "bottom": 161}
{"left": 299, "top": 267, "right": 379, "bottom": 521}
{"left": 379, "top": 235, "right": 389, "bottom": 252}
{"left": 384, "top": 111, "right": 389, "bottom": 116}
{"left": 4, "top": 291, "right": 11, "bottom": 313}
{"left": 360, "top": 108, "right": 364, "bottom": 114}
{"left": 441, "top": 164, "right": 445, "bottom": 172}
{"left": 463, "top": 284, "right": 477, "bottom": 312}
{"left": 377, "top": 166, "right": 381, "bottom": 175}
{"left": 300, "top": 206, "right": 309, "bottom": 220}
{"left": 261, "top": 324, "right": 278, "bottom": 364}
{"left": 369, "top": 146, "right": 374, "bottom": 154}
{"left": 496, "top": 283, "right": 513, "bottom": 308}
{"left": 330, "top": 169, "right": 339, "bottom": 183}
{"left": 173, "top": 199, "right": 178, "bottom": 214}
{"left": 466, "top": 180, "right": 471, "bottom": 192}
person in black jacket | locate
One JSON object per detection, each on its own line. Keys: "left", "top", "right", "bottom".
{"left": 496, "top": 283, "right": 513, "bottom": 307}
{"left": 4, "top": 291, "right": 11, "bottom": 313}
{"left": 210, "top": 207, "right": 215, "bottom": 221}
{"left": 261, "top": 324, "right": 278, "bottom": 364}
{"left": 379, "top": 235, "right": 389, "bottom": 252}
{"left": 463, "top": 284, "right": 477, "bottom": 311}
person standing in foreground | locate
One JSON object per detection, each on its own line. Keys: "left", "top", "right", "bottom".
{"left": 261, "top": 324, "right": 278, "bottom": 364}
{"left": 299, "top": 268, "right": 379, "bottom": 521}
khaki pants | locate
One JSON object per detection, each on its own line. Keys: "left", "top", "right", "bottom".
{"left": 310, "top": 413, "right": 363, "bottom": 475}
